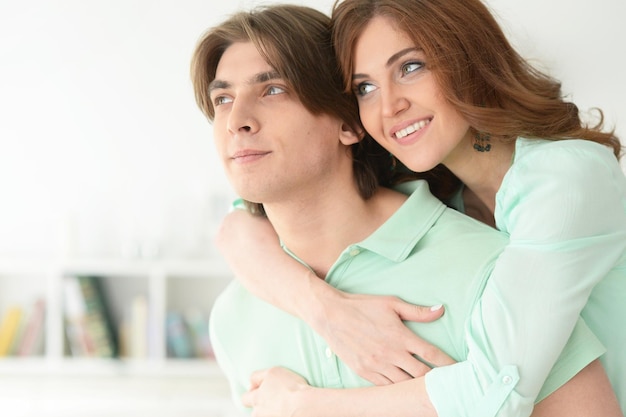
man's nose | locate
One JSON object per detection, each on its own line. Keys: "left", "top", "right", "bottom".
{"left": 227, "top": 97, "right": 260, "bottom": 135}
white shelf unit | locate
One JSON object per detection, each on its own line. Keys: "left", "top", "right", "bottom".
{"left": 0, "top": 258, "right": 234, "bottom": 376}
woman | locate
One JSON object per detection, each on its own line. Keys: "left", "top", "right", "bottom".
{"left": 216, "top": 0, "right": 626, "bottom": 415}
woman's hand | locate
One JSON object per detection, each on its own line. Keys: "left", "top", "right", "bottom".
{"left": 241, "top": 367, "right": 311, "bottom": 417}
{"left": 311, "top": 288, "right": 455, "bottom": 385}
{"left": 242, "top": 367, "right": 440, "bottom": 417}
{"left": 217, "top": 209, "right": 455, "bottom": 385}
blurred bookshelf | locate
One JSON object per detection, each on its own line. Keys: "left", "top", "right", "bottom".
{"left": 0, "top": 257, "right": 233, "bottom": 377}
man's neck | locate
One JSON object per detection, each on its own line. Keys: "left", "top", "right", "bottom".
{"left": 264, "top": 186, "right": 406, "bottom": 278}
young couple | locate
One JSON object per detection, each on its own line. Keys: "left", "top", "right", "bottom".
{"left": 191, "top": 1, "right": 626, "bottom": 416}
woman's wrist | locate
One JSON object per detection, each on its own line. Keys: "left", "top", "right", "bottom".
{"left": 293, "top": 384, "right": 330, "bottom": 417}
{"left": 297, "top": 269, "right": 342, "bottom": 334}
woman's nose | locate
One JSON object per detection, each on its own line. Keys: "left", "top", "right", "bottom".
{"left": 381, "top": 83, "right": 409, "bottom": 118}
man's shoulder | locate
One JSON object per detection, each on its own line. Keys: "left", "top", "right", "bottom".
{"left": 362, "top": 181, "right": 506, "bottom": 273}
{"left": 210, "top": 281, "right": 243, "bottom": 326}
{"left": 381, "top": 179, "right": 508, "bottom": 253}
{"left": 436, "top": 206, "right": 508, "bottom": 246}
{"left": 417, "top": 206, "right": 508, "bottom": 272}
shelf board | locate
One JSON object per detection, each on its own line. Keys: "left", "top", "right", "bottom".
{"left": 0, "top": 258, "right": 234, "bottom": 278}
{"left": 0, "top": 357, "right": 224, "bottom": 377}
{"left": 62, "top": 258, "right": 233, "bottom": 277}
{"left": 0, "top": 259, "right": 56, "bottom": 275}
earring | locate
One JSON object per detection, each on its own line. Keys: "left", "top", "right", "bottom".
{"left": 473, "top": 131, "right": 492, "bottom": 152}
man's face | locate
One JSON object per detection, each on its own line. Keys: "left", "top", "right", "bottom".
{"left": 209, "top": 41, "right": 352, "bottom": 205}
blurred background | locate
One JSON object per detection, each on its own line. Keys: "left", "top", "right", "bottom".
{"left": 0, "top": 0, "right": 624, "bottom": 416}
{"left": 0, "top": 0, "right": 624, "bottom": 260}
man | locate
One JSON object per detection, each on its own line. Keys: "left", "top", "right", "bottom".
{"left": 190, "top": 5, "right": 616, "bottom": 416}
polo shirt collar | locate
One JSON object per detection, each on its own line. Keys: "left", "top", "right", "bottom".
{"left": 357, "top": 180, "right": 446, "bottom": 262}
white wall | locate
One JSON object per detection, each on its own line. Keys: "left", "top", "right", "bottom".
{"left": 0, "top": 0, "right": 624, "bottom": 259}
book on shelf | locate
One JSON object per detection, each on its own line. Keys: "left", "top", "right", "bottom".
{"left": 184, "top": 308, "right": 214, "bottom": 359}
{"left": 0, "top": 299, "right": 47, "bottom": 358}
{"left": 166, "top": 309, "right": 214, "bottom": 359}
{"left": 117, "top": 294, "right": 151, "bottom": 359}
{"left": 129, "top": 294, "right": 149, "bottom": 358}
{"left": 130, "top": 294, "right": 148, "bottom": 358}
{"left": 63, "top": 275, "right": 118, "bottom": 358}
{"left": 0, "top": 306, "right": 23, "bottom": 356}
{"left": 17, "top": 298, "right": 46, "bottom": 356}
{"left": 166, "top": 311, "right": 194, "bottom": 358}
{"left": 63, "top": 276, "right": 91, "bottom": 356}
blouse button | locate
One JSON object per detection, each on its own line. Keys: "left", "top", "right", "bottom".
{"left": 502, "top": 375, "right": 513, "bottom": 385}
{"left": 349, "top": 248, "right": 360, "bottom": 257}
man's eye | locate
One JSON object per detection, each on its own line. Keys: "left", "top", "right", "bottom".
{"left": 401, "top": 62, "right": 424, "bottom": 76}
{"left": 213, "top": 95, "right": 233, "bottom": 106}
{"left": 354, "top": 83, "right": 376, "bottom": 97}
{"left": 266, "top": 85, "right": 286, "bottom": 96}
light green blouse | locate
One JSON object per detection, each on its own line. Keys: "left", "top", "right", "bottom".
{"left": 210, "top": 180, "right": 603, "bottom": 413}
{"left": 426, "top": 138, "right": 626, "bottom": 417}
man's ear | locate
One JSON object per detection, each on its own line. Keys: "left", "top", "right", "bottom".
{"left": 339, "top": 123, "right": 364, "bottom": 145}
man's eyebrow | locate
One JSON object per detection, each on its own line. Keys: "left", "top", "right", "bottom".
{"left": 352, "top": 47, "right": 420, "bottom": 81}
{"left": 253, "top": 71, "right": 282, "bottom": 84}
{"left": 208, "top": 71, "right": 282, "bottom": 94}
{"left": 208, "top": 79, "right": 230, "bottom": 93}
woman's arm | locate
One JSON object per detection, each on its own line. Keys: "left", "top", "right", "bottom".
{"left": 426, "top": 141, "right": 626, "bottom": 416}
{"left": 215, "top": 209, "right": 449, "bottom": 384}
{"left": 241, "top": 366, "right": 437, "bottom": 417}
{"left": 240, "top": 360, "right": 622, "bottom": 417}
{"left": 215, "top": 209, "right": 324, "bottom": 319}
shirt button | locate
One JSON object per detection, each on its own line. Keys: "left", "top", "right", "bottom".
{"left": 502, "top": 375, "right": 513, "bottom": 385}
{"left": 325, "top": 347, "right": 333, "bottom": 358}
{"left": 349, "top": 248, "right": 360, "bottom": 257}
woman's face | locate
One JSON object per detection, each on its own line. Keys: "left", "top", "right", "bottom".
{"left": 352, "top": 15, "right": 473, "bottom": 172}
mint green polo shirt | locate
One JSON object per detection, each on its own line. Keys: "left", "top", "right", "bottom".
{"left": 210, "top": 180, "right": 603, "bottom": 413}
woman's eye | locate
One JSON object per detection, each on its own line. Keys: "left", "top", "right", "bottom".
{"left": 266, "top": 85, "right": 286, "bottom": 96}
{"left": 354, "top": 82, "right": 376, "bottom": 97}
{"left": 401, "top": 61, "right": 424, "bottom": 76}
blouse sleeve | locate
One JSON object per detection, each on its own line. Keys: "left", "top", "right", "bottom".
{"left": 425, "top": 140, "right": 626, "bottom": 417}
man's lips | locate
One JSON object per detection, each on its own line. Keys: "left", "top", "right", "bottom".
{"left": 231, "top": 150, "right": 271, "bottom": 162}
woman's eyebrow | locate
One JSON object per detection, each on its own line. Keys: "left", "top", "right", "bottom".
{"left": 352, "top": 47, "right": 420, "bottom": 81}
{"left": 385, "top": 47, "right": 419, "bottom": 68}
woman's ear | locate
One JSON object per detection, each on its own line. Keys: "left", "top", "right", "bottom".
{"left": 339, "top": 123, "right": 364, "bottom": 145}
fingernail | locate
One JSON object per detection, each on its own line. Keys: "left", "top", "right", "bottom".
{"left": 430, "top": 304, "right": 443, "bottom": 311}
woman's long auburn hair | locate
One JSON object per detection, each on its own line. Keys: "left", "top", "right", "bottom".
{"left": 332, "top": 0, "right": 622, "bottom": 160}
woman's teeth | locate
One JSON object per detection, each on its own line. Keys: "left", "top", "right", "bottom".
{"left": 395, "top": 119, "right": 430, "bottom": 139}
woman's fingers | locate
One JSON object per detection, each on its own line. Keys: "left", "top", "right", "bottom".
{"left": 407, "top": 338, "right": 456, "bottom": 370}
{"left": 395, "top": 300, "right": 445, "bottom": 323}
